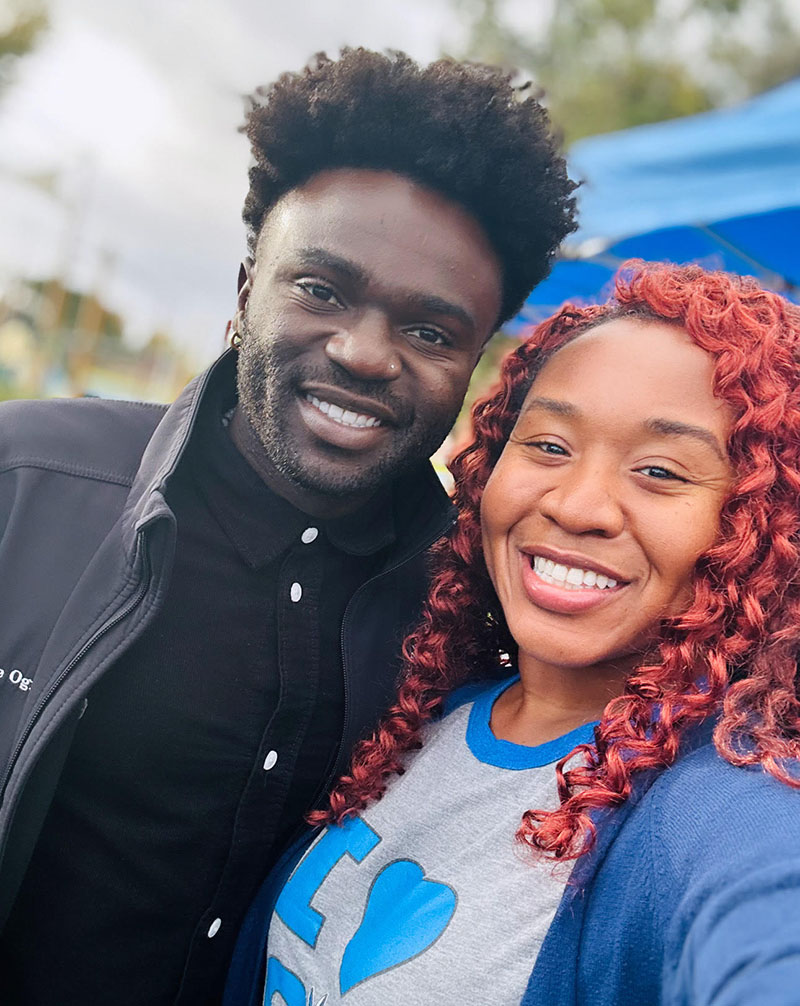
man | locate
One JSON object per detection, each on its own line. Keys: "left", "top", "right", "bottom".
{"left": 0, "top": 49, "right": 576, "bottom": 1004}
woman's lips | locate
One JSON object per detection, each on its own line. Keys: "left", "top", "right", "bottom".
{"left": 519, "top": 551, "right": 628, "bottom": 614}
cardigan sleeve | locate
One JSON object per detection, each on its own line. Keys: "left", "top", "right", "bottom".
{"left": 665, "top": 859, "right": 800, "bottom": 1005}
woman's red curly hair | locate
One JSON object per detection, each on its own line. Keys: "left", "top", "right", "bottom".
{"left": 310, "top": 261, "right": 800, "bottom": 859}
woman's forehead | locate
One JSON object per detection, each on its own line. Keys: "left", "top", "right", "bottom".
{"left": 530, "top": 318, "right": 707, "bottom": 395}
{"left": 522, "top": 317, "right": 732, "bottom": 443}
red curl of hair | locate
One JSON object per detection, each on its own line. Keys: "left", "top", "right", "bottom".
{"left": 309, "top": 261, "right": 800, "bottom": 860}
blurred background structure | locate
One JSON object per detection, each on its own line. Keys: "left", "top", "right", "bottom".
{"left": 511, "top": 78, "right": 800, "bottom": 331}
{"left": 0, "top": 0, "right": 798, "bottom": 412}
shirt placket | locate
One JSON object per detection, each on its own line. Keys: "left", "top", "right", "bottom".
{"left": 174, "top": 524, "right": 325, "bottom": 1004}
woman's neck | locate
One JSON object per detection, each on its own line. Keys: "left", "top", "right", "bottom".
{"left": 490, "top": 655, "right": 633, "bottom": 747}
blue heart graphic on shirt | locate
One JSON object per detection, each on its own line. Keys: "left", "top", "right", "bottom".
{"left": 339, "top": 859, "right": 456, "bottom": 995}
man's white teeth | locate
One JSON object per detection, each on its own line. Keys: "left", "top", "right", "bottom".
{"left": 532, "top": 555, "right": 618, "bottom": 591}
{"left": 306, "top": 394, "right": 381, "bottom": 428}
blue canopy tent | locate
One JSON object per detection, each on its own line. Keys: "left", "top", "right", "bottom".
{"left": 511, "top": 77, "right": 800, "bottom": 330}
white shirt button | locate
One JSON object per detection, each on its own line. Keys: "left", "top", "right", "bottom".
{"left": 301, "top": 527, "right": 319, "bottom": 544}
{"left": 290, "top": 582, "right": 302, "bottom": 603}
{"left": 208, "top": 918, "right": 222, "bottom": 938}
{"left": 263, "top": 749, "right": 278, "bottom": 771}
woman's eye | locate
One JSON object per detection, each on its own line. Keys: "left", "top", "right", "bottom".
{"left": 637, "top": 465, "right": 686, "bottom": 482}
{"left": 531, "top": 441, "right": 568, "bottom": 456}
{"left": 297, "top": 280, "right": 344, "bottom": 307}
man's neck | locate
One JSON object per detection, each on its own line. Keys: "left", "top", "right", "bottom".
{"left": 227, "top": 405, "right": 374, "bottom": 520}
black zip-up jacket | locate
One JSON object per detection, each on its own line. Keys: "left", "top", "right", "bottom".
{"left": 0, "top": 351, "right": 454, "bottom": 930}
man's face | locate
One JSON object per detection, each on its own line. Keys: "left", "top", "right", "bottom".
{"left": 236, "top": 168, "right": 502, "bottom": 504}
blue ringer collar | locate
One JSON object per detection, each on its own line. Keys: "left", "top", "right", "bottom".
{"left": 466, "top": 675, "right": 599, "bottom": 770}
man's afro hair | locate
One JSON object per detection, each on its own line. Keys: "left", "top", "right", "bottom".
{"left": 242, "top": 48, "right": 578, "bottom": 324}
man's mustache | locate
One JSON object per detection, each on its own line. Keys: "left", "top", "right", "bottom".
{"left": 288, "top": 363, "right": 416, "bottom": 427}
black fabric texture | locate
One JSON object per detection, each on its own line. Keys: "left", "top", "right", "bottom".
{"left": 0, "top": 381, "right": 394, "bottom": 1006}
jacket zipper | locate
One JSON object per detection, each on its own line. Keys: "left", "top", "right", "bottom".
{"left": 0, "top": 539, "right": 152, "bottom": 800}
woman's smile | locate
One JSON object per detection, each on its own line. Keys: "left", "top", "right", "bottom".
{"left": 518, "top": 546, "right": 629, "bottom": 614}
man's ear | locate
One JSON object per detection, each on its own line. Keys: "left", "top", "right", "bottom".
{"left": 237, "top": 257, "right": 254, "bottom": 313}
{"left": 226, "top": 258, "right": 255, "bottom": 348}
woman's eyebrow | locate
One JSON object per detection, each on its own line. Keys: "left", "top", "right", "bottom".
{"left": 520, "top": 396, "right": 577, "bottom": 417}
{"left": 520, "top": 399, "right": 725, "bottom": 459}
{"left": 645, "top": 418, "right": 726, "bottom": 459}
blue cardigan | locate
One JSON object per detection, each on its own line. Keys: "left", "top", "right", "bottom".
{"left": 225, "top": 728, "right": 800, "bottom": 1005}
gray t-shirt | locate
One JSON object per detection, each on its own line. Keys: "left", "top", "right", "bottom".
{"left": 265, "top": 676, "right": 597, "bottom": 1005}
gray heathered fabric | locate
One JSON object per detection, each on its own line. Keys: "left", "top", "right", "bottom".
{"left": 265, "top": 691, "right": 576, "bottom": 1005}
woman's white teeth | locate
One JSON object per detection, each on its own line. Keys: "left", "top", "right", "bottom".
{"left": 532, "top": 556, "right": 618, "bottom": 591}
{"left": 306, "top": 394, "right": 381, "bottom": 428}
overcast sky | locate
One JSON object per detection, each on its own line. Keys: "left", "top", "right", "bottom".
{"left": 0, "top": 0, "right": 544, "bottom": 368}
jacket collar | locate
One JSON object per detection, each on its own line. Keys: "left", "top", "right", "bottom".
{"left": 121, "top": 351, "right": 232, "bottom": 541}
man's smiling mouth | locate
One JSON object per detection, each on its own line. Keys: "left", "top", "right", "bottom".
{"left": 305, "top": 393, "right": 383, "bottom": 428}
{"left": 296, "top": 386, "right": 397, "bottom": 453}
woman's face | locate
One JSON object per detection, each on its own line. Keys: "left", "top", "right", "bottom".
{"left": 480, "top": 318, "right": 734, "bottom": 678}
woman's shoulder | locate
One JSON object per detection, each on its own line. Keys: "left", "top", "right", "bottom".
{"left": 585, "top": 738, "right": 800, "bottom": 955}
{"left": 632, "top": 738, "right": 800, "bottom": 875}
{"left": 575, "top": 739, "right": 800, "bottom": 1006}
{"left": 652, "top": 738, "right": 800, "bottom": 814}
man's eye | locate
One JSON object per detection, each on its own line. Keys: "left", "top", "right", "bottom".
{"left": 297, "top": 280, "right": 344, "bottom": 307}
{"left": 408, "top": 326, "right": 448, "bottom": 347}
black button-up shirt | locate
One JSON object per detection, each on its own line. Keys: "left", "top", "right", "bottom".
{"left": 0, "top": 383, "right": 398, "bottom": 1006}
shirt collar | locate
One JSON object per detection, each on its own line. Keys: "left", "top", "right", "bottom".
{"left": 185, "top": 380, "right": 397, "bottom": 569}
{"left": 324, "top": 484, "right": 396, "bottom": 556}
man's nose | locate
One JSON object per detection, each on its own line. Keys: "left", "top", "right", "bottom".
{"left": 538, "top": 461, "right": 625, "bottom": 539}
{"left": 324, "top": 311, "right": 402, "bottom": 382}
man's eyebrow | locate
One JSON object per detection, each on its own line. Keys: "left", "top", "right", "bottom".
{"left": 296, "top": 246, "right": 477, "bottom": 332}
{"left": 645, "top": 418, "right": 726, "bottom": 459}
{"left": 294, "top": 247, "right": 369, "bottom": 285}
{"left": 404, "top": 293, "right": 476, "bottom": 334}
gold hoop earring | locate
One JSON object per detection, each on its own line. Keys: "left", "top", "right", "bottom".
{"left": 227, "top": 315, "right": 243, "bottom": 349}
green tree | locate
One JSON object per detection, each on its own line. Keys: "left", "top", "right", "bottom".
{"left": 0, "top": 0, "right": 48, "bottom": 96}
{"left": 451, "top": 0, "right": 800, "bottom": 142}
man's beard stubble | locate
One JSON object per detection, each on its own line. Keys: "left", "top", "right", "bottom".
{"left": 234, "top": 320, "right": 459, "bottom": 499}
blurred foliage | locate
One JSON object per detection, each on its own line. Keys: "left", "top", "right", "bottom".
{"left": 0, "top": 279, "right": 194, "bottom": 402}
{"left": 450, "top": 330, "right": 518, "bottom": 445}
{"left": 0, "top": 0, "right": 48, "bottom": 95}
{"left": 452, "top": 0, "right": 800, "bottom": 143}
{"left": 26, "top": 278, "right": 124, "bottom": 342}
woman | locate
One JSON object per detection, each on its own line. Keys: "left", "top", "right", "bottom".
{"left": 226, "top": 262, "right": 800, "bottom": 1005}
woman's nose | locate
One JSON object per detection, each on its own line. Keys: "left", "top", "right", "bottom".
{"left": 538, "top": 463, "right": 625, "bottom": 538}
{"left": 325, "top": 312, "right": 402, "bottom": 382}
